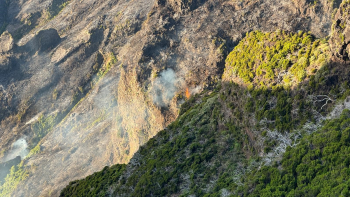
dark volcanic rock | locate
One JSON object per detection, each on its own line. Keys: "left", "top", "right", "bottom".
{"left": 26, "top": 28, "right": 61, "bottom": 53}
{"left": 330, "top": 0, "right": 350, "bottom": 61}
{"left": 0, "top": 31, "right": 14, "bottom": 72}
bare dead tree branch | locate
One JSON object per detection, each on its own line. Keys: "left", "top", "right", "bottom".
{"left": 313, "top": 95, "right": 334, "bottom": 110}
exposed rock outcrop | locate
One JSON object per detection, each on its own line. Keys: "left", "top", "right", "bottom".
{"left": 330, "top": 0, "right": 350, "bottom": 60}
{"left": 28, "top": 28, "right": 61, "bottom": 53}
{"left": 0, "top": 31, "right": 14, "bottom": 72}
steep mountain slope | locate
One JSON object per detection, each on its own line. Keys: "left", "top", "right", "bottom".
{"left": 0, "top": 0, "right": 344, "bottom": 196}
{"left": 59, "top": 2, "right": 350, "bottom": 193}
{"left": 239, "top": 110, "right": 350, "bottom": 196}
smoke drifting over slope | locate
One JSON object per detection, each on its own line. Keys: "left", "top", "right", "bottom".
{"left": 1, "top": 138, "right": 28, "bottom": 162}
{"left": 151, "top": 69, "right": 184, "bottom": 107}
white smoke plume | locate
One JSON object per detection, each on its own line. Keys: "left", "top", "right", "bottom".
{"left": 2, "top": 138, "right": 29, "bottom": 162}
{"left": 151, "top": 68, "right": 184, "bottom": 107}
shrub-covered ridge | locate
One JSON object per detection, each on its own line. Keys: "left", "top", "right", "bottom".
{"left": 238, "top": 109, "right": 350, "bottom": 196}
{"left": 59, "top": 11, "right": 350, "bottom": 195}
{"left": 223, "top": 30, "right": 330, "bottom": 87}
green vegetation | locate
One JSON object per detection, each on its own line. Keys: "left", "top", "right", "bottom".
{"left": 115, "top": 94, "right": 246, "bottom": 196}
{"left": 238, "top": 110, "right": 350, "bottom": 196}
{"left": 0, "top": 162, "right": 29, "bottom": 197}
{"left": 223, "top": 30, "right": 330, "bottom": 87}
{"left": 46, "top": 0, "right": 70, "bottom": 20}
{"left": 52, "top": 88, "right": 58, "bottom": 100}
{"left": 63, "top": 76, "right": 343, "bottom": 196}
{"left": 0, "top": 112, "right": 62, "bottom": 196}
{"left": 26, "top": 144, "right": 41, "bottom": 159}
{"left": 96, "top": 52, "right": 117, "bottom": 81}
{"left": 60, "top": 165, "right": 126, "bottom": 197}
{"left": 28, "top": 113, "right": 59, "bottom": 151}
{"left": 59, "top": 23, "right": 350, "bottom": 196}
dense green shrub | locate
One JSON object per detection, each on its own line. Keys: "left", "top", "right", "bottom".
{"left": 223, "top": 30, "right": 330, "bottom": 87}
{"left": 238, "top": 110, "right": 350, "bottom": 196}
{"left": 60, "top": 164, "right": 126, "bottom": 197}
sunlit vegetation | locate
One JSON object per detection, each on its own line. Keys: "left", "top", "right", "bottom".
{"left": 0, "top": 162, "right": 29, "bottom": 197}
{"left": 95, "top": 52, "right": 117, "bottom": 82}
{"left": 76, "top": 1, "right": 350, "bottom": 195}
{"left": 28, "top": 113, "right": 59, "bottom": 151}
{"left": 26, "top": 144, "right": 41, "bottom": 159}
{"left": 223, "top": 30, "right": 330, "bottom": 88}
{"left": 46, "top": 0, "right": 70, "bottom": 20}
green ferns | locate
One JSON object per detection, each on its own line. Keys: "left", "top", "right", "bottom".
{"left": 223, "top": 30, "right": 330, "bottom": 87}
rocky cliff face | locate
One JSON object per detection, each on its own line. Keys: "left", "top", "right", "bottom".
{"left": 0, "top": 0, "right": 343, "bottom": 196}
{"left": 330, "top": 0, "right": 350, "bottom": 60}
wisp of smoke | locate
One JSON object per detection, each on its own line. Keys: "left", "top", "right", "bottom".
{"left": 151, "top": 69, "right": 183, "bottom": 106}
{"left": 1, "top": 138, "right": 29, "bottom": 162}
